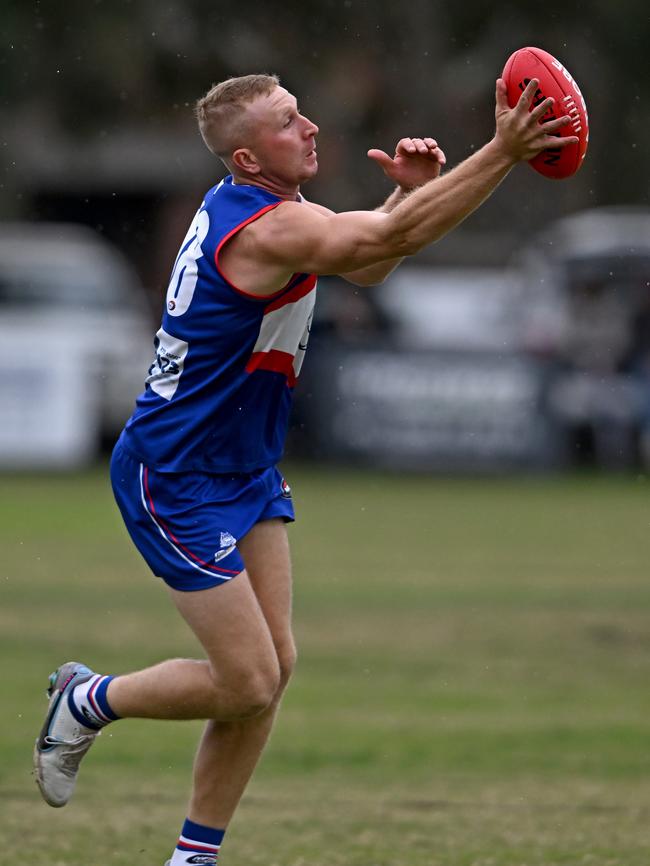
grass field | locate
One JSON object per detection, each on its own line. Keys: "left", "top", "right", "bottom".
{"left": 2, "top": 465, "right": 650, "bottom": 866}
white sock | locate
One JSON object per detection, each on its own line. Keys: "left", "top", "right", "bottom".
{"left": 70, "top": 674, "right": 119, "bottom": 729}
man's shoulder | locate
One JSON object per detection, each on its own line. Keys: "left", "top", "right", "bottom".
{"left": 235, "top": 199, "right": 329, "bottom": 263}
{"left": 203, "top": 178, "right": 292, "bottom": 244}
{"left": 300, "top": 197, "right": 334, "bottom": 218}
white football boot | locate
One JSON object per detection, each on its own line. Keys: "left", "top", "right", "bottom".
{"left": 33, "top": 661, "right": 101, "bottom": 807}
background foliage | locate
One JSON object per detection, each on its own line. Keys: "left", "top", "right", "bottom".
{"left": 2, "top": 1, "right": 649, "bottom": 230}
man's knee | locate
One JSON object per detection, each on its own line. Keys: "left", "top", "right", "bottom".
{"left": 217, "top": 643, "right": 295, "bottom": 717}
{"left": 210, "top": 656, "right": 281, "bottom": 719}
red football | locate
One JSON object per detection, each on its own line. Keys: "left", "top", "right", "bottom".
{"left": 502, "top": 46, "right": 589, "bottom": 179}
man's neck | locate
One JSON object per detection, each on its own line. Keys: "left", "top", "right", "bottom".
{"left": 230, "top": 171, "right": 300, "bottom": 202}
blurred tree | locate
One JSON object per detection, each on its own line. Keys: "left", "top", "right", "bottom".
{"left": 1, "top": 0, "right": 648, "bottom": 233}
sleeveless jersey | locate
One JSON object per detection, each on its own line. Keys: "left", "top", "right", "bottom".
{"left": 120, "top": 176, "right": 317, "bottom": 473}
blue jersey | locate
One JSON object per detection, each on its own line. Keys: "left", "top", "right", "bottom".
{"left": 120, "top": 176, "right": 317, "bottom": 473}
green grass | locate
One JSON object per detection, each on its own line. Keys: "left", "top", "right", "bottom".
{"left": 2, "top": 467, "right": 650, "bottom": 865}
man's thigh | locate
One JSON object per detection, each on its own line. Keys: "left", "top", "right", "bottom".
{"left": 170, "top": 572, "right": 278, "bottom": 682}
{"left": 168, "top": 519, "right": 292, "bottom": 695}
{"left": 238, "top": 519, "right": 294, "bottom": 662}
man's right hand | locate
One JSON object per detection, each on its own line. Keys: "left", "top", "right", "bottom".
{"left": 493, "top": 77, "right": 578, "bottom": 163}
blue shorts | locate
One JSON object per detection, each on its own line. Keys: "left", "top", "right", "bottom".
{"left": 110, "top": 440, "right": 295, "bottom": 592}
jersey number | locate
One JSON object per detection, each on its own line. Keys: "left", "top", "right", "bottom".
{"left": 165, "top": 206, "right": 210, "bottom": 317}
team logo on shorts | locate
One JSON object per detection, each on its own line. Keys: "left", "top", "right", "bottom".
{"left": 214, "top": 530, "right": 237, "bottom": 563}
{"left": 281, "top": 478, "right": 292, "bottom": 499}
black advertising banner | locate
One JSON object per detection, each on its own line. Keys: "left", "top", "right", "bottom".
{"left": 296, "top": 342, "right": 562, "bottom": 472}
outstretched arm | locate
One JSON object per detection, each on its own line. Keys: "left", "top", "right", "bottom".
{"left": 235, "top": 79, "right": 578, "bottom": 293}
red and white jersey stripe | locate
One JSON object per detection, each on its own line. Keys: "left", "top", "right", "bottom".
{"left": 246, "top": 274, "right": 316, "bottom": 387}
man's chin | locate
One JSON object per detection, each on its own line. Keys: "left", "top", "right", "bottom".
{"left": 299, "top": 158, "right": 318, "bottom": 183}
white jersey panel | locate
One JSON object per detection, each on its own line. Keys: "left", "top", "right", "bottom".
{"left": 251, "top": 291, "right": 315, "bottom": 361}
{"left": 145, "top": 328, "right": 189, "bottom": 401}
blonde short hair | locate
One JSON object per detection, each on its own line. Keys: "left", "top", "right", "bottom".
{"left": 194, "top": 74, "right": 280, "bottom": 162}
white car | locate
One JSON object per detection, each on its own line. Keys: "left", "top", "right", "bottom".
{"left": 0, "top": 222, "right": 154, "bottom": 468}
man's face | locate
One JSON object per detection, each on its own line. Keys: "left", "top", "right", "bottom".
{"left": 243, "top": 86, "right": 319, "bottom": 186}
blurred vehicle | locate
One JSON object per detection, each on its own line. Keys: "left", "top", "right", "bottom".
{"left": 374, "top": 265, "right": 526, "bottom": 351}
{"left": 517, "top": 206, "right": 650, "bottom": 469}
{"left": 0, "top": 222, "right": 153, "bottom": 468}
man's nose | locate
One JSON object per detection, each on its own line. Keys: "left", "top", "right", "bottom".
{"left": 304, "top": 117, "right": 319, "bottom": 136}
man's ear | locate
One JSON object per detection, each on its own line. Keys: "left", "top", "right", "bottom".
{"left": 232, "top": 148, "right": 261, "bottom": 174}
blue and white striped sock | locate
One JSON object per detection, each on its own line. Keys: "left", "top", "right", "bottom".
{"left": 169, "top": 819, "right": 225, "bottom": 865}
{"left": 68, "top": 674, "right": 120, "bottom": 730}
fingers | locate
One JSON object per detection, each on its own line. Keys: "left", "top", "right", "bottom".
{"left": 396, "top": 137, "right": 432, "bottom": 155}
{"left": 541, "top": 133, "right": 580, "bottom": 149}
{"left": 495, "top": 77, "right": 509, "bottom": 111}
{"left": 515, "top": 77, "right": 540, "bottom": 112}
{"left": 524, "top": 91, "right": 579, "bottom": 147}
{"left": 395, "top": 137, "right": 446, "bottom": 163}
{"left": 527, "top": 97, "right": 580, "bottom": 149}
{"left": 540, "top": 114, "right": 575, "bottom": 135}
{"left": 367, "top": 148, "right": 394, "bottom": 170}
{"left": 424, "top": 138, "right": 446, "bottom": 165}
{"left": 433, "top": 146, "right": 447, "bottom": 166}
{"left": 530, "top": 95, "right": 555, "bottom": 121}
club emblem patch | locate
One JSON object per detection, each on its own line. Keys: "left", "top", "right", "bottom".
{"left": 214, "top": 530, "right": 237, "bottom": 562}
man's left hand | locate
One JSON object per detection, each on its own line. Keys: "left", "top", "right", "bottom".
{"left": 367, "top": 137, "right": 447, "bottom": 191}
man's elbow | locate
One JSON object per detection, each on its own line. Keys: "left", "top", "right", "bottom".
{"left": 381, "top": 228, "right": 421, "bottom": 260}
{"left": 383, "top": 212, "right": 449, "bottom": 258}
